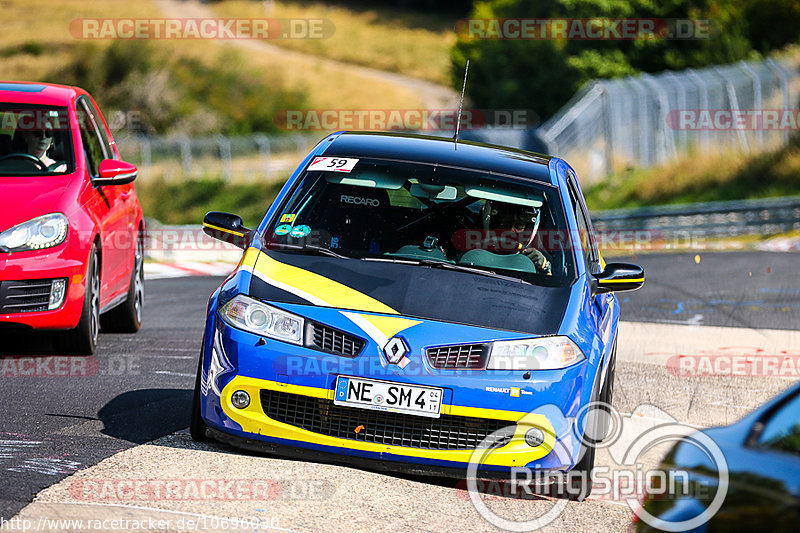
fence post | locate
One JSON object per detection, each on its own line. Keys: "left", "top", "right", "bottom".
{"left": 714, "top": 66, "right": 749, "bottom": 153}
{"left": 686, "top": 69, "right": 710, "bottom": 152}
{"left": 138, "top": 134, "right": 151, "bottom": 177}
{"left": 765, "top": 58, "right": 791, "bottom": 145}
{"left": 178, "top": 134, "right": 192, "bottom": 179}
{"left": 254, "top": 134, "right": 272, "bottom": 181}
{"left": 217, "top": 134, "right": 232, "bottom": 182}
{"left": 739, "top": 61, "right": 764, "bottom": 149}
{"left": 664, "top": 71, "right": 687, "bottom": 150}
{"left": 641, "top": 73, "right": 677, "bottom": 164}
{"left": 599, "top": 83, "right": 614, "bottom": 176}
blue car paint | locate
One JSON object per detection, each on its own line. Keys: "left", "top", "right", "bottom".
{"left": 197, "top": 132, "right": 624, "bottom": 473}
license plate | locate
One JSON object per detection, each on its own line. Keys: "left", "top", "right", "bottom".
{"left": 333, "top": 376, "right": 443, "bottom": 418}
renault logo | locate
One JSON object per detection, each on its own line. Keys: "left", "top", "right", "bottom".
{"left": 383, "top": 337, "right": 408, "bottom": 365}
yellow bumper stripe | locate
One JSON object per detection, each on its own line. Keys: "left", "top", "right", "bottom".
{"left": 219, "top": 375, "right": 556, "bottom": 467}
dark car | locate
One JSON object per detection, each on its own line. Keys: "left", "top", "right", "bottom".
{"left": 637, "top": 381, "right": 800, "bottom": 532}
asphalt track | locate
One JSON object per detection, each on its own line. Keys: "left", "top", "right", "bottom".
{"left": 1, "top": 251, "right": 798, "bottom": 530}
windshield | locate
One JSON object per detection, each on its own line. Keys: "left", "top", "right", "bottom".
{"left": 0, "top": 103, "right": 74, "bottom": 176}
{"left": 265, "top": 157, "right": 577, "bottom": 286}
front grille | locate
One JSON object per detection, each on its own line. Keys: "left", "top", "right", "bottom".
{"left": 305, "top": 323, "right": 364, "bottom": 357}
{"left": 0, "top": 279, "right": 54, "bottom": 313}
{"left": 427, "top": 344, "right": 488, "bottom": 369}
{"left": 260, "top": 389, "right": 514, "bottom": 450}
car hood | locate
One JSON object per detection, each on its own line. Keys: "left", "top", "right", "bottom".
{"left": 0, "top": 175, "right": 72, "bottom": 230}
{"left": 247, "top": 250, "right": 572, "bottom": 335}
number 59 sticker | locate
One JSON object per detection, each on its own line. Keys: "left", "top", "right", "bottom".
{"left": 307, "top": 157, "right": 359, "bottom": 173}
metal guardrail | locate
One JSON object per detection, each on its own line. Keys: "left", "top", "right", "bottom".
{"left": 591, "top": 196, "right": 800, "bottom": 238}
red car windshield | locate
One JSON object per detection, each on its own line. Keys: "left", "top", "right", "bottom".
{"left": 0, "top": 104, "right": 74, "bottom": 175}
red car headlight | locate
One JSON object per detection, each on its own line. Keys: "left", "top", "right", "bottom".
{"left": 0, "top": 213, "right": 68, "bottom": 252}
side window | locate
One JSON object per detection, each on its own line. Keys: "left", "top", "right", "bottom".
{"left": 566, "top": 172, "right": 597, "bottom": 273}
{"left": 86, "top": 99, "right": 114, "bottom": 157}
{"left": 757, "top": 393, "right": 800, "bottom": 456}
{"left": 75, "top": 100, "right": 108, "bottom": 177}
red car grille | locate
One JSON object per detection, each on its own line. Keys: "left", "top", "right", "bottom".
{"left": 0, "top": 279, "right": 56, "bottom": 313}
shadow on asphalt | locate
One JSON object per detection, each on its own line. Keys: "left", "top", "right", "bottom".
{"left": 98, "top": 388, "right": 193, "bottom": 444}
{"left": 0, "top": 329, "right": 58, "bottom": 355}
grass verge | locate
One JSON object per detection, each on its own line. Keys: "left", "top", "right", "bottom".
{"left": 584, "top": 137, "right": 800, "bottom": 210}
{"left": 137, "top": 178, "right": 287, "bottom": 228}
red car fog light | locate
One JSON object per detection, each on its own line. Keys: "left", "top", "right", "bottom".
{"left": 48, "top": 278, "right": 67, "bottom": 310}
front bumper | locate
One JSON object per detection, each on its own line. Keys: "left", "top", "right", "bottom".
{"left": 200, "top": 315, "right": 592, "bottom": 474}
{"left": 0, "top": 245, "right": 86, "bottom": 330}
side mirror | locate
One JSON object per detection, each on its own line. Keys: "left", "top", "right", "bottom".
{"left": 203, "top": 211, "right": 251, "bottom": 249}
{"left": 95, "top": 159, "right": 138, "bottom": 185}
{"left": 592, "top": 263, "right": 644, "bottom": 294}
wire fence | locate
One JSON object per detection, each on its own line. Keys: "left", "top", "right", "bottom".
{"left": 536, "top": 53, "right": 800, "bottom": 183}
{"left": 117, "top": 53, "right": 800, "bottom": 185}
{"left": 115, "top": 133, "right": 320, "bottom": 183}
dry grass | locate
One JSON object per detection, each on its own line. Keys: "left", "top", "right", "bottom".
{"left": 0, "top": 0, "right": 427, "bottom": 114}
{"left": 584, "top": 140, "right": 800, "bottom": 210}
{"left": 210, "top": 0, "right": 456, "bottom": 84}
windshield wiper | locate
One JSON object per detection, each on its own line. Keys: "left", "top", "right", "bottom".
{"left": 364, "top": 256, "right": 527, "bottom": 284}
{"left": 267, "top": 242, "right": 351, "bottom": 259}
{"left": 415, "top": 259, "right": 529, "bottom": 284}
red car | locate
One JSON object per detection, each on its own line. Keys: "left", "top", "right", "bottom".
{"left": 0, "top": 81, "right": 144, "bottom": 354}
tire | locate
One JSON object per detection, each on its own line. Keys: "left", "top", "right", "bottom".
{"left": 190, "top": 355, "right": 210, "bottom": 442}
{"left": 56, "top": 245, "right": 100, "bottom": 355}
{"left": 561, "top": 338, "right": 618, "bottom": 501}
{"left": 101, "top": 232, "right": 144, "bottom": 333}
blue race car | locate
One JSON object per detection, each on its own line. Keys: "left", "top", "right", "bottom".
{"left": 191, "top": 131, "right": 644, "bottom": 494}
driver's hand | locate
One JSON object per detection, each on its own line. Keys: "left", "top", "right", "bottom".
{"left": 522, "top": 248, "right": 551, "bottom": 275}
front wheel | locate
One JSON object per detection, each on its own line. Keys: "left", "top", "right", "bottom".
{"left": 559, "top": 338, "right": 618, "bottom": 501}
{"left": 56, "top": 246, "right": 99, "bottom": 354}
{"left": 190, "top": 356, "right": 210, "bottom": 442}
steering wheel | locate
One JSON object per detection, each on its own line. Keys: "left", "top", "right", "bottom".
{"left": 0, "top": 153, "right": 47, "bottom": 170}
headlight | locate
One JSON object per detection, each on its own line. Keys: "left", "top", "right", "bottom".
{"left": 487, "top": 336, "right": 584, "bottom": 370}
{"left": 0, "top": 213, "right": 68, "bottom": 252}
{"left": 219, "top": 294, "right": 304, "bottom": 344}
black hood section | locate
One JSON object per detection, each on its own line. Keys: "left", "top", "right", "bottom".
{"left": 248, "top": 251, "right": 571, "bottom": 335}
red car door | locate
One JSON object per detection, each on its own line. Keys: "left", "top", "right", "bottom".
{"left": 75, "top": 98, "right": 128, "bottom": 306}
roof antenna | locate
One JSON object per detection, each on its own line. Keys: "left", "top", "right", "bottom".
{"left": 453, "top": 59, "right": 470, "bottom": 144}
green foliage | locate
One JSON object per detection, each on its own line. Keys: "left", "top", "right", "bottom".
{"left": 137, "top": 177, "right": 287, "bottom": 227}
{"left": 453, "top": 0, "right": 800, "bottom": 119}
{"left": 52, "top": 41, "right": 307, "bottom": 135}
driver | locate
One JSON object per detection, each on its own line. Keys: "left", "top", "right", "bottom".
{"left": 20, "top": 121, "right": 58, "bottom": 168}
{"left": 8, "top": 114, "right": 64, "bottom": 171}
{"left": 481, "top": 200, "right": 552, "bottom": 274}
